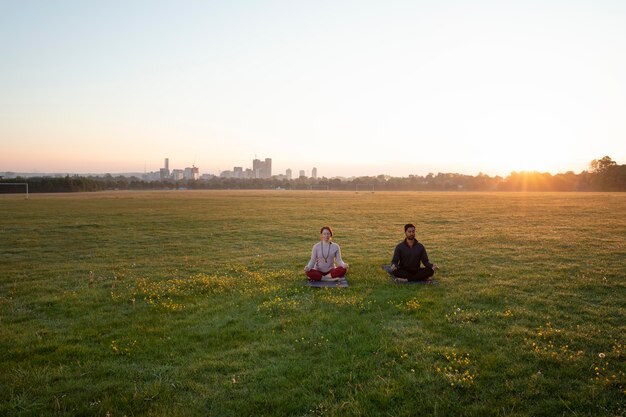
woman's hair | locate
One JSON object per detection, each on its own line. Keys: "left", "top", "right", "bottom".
{"left": 320, "top": 226, "right": 333, "bottom": 237}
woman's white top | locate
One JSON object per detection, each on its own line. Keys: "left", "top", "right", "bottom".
{"left": 305, "top": 241, "right": 347, "bottom": 272}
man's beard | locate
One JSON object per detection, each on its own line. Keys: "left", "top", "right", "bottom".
{"left": 407, "top": 236, "right": 415, "bottom": 241}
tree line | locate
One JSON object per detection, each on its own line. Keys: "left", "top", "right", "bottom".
{"left": 2, "top": 156, "right": 624, "bottom": 193}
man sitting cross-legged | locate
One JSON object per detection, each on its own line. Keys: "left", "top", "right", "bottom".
{"left": 390, "top": 223, "right": 439, "bottom": 282}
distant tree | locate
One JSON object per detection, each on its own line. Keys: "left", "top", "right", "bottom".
{"left": 584, "top": 156, "right": 625, "bottom": 191}
{"left": 592, "top": 165, "right": 626, "bottom": 191}
{"left": 589, "top": 156, "right": 616, "bottom": 173}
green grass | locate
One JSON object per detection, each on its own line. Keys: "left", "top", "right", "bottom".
{"left": 1, "top": 190, "right": 624, "bottom": 416}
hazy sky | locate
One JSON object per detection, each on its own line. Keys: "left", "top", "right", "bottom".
{"left": 2, "top": 0, "right": 625, "bottom": 177}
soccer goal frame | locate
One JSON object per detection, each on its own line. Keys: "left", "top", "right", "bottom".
{"left": 354, "top": 183, "right": 375, "bottom": 193}
{"left": 0, "top": 183, "right": 29, "bottom": 199}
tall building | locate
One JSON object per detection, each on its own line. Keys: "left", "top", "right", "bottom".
{"left": 264, "top": 158, "right": 272, "bottom": 178}
{"left": 253, "top": 158, "right": 261, "bottom": 178}
{"left": 172, "top": 169, "right": 184, "bottom": 180}
{"left": 160, "top": 157, "right": 170, "bottom": 179}
{"left": 184, "top": 166, "right": 200, "bottom": 180}
{"left": 299, "top": 170, "right": 306, "bottom": 178}
{"left": 252, "top": 157, "right": 272, "bottom": 178}
{"left": 286, "top": 168, "right": 292, "bottom": 180}
{"left": 312, "top": 167, "right": 318, "bottom": 179}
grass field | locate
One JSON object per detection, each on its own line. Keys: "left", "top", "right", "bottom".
{"left": 1, "top": 190, "right": 624, "bottom": 416}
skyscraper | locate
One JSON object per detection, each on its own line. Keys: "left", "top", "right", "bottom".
{"left": 252, "top": 157, "right": 272, "bottom": 178}
{"left": 160, "top": 157, "right": 170, "bottom": 180}
{"left": 184, "top": 166, "right": 200, "bottom": 180}
{"left": 253, "top": 158, "right": 261, "bottom": 178}
{"left": 286, "top": 168, "right": 292, "bottom": 180}
{"left": 264, "top": 158, "right": 272, "bottom": 178}
{"left": 312, "top": 167, "right": 317, "bottom": 179}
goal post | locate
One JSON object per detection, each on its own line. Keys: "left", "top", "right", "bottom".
{"left": 0, "top": 183, "right": 29, "bottom": 199}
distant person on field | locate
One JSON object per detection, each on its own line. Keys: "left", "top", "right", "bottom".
{"left": 390, "top": 223, "right": 439, "bottom": 282}
{"left": 304, "top": 226, "right": 349, "bottom": 282}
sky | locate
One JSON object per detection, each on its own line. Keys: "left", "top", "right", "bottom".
{"left": 1, "top": 0, "right": 625, "bottom": 178}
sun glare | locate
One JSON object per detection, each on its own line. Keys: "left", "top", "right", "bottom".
{"left": 471, "top": 139, "right": 579, "bottom": 176}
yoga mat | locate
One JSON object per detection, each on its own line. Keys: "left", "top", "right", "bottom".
{"left": 306, "top": 278, "right": 349, "bottom": 288}
{"left": 381, "top": 265, "right": 439, "bottom": 285}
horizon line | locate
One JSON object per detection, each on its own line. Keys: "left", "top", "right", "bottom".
{"left": 0, "top": 167, "right": 600, "bottom": 179}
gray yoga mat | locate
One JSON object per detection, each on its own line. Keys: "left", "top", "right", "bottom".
{"left": 306, "top": 278, "right": 349, "bottom": 288}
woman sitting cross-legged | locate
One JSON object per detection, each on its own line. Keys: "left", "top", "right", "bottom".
{"left": 304, "top": 226, "right": 349, "bottom": 282}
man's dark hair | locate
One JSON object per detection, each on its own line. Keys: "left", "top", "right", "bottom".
{"left": 404, "top": 223, "right": 416, "bottom": 232}
{"left": 320, "top": 226, "right": 333, "bottom": 236}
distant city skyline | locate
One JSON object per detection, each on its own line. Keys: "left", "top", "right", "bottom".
{"left": 1, "top": 153, "right": 623, "bottom": 179}
{"left": 1, "top": 2, "right": 625, "bottom": 177}
{"left": 2, "top": 147, "right": 623, "bottom": 179}
{"left": 218, "top": 157, "right": 326, "bottom": 180}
